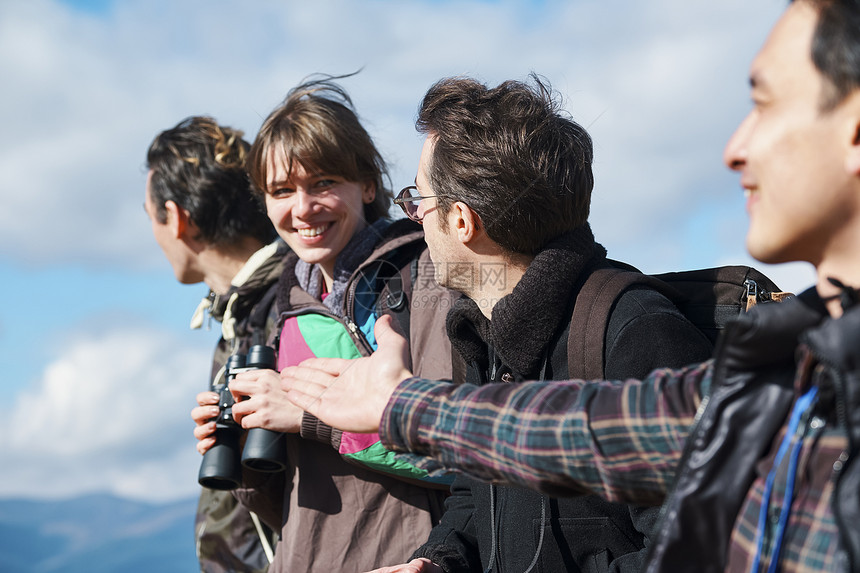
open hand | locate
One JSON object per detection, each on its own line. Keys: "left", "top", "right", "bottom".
{"left": 281, "top": 314, "right": 413, "bottom": 433}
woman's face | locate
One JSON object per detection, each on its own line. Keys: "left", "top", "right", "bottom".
{"left": 263, "top": 147, "right": 376, "bottom": 283}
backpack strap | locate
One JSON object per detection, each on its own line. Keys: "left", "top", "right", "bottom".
{"left": 451, "top": 351, "right": 469, "bottom": 386}
{"left": 567, "top": 268, "right": 675, "bottom": 380}
{"left": 373, "top": 240, "right": 425, "bottom": 337}
{"left": 380, "top": 261, "right": 413, "bottom": 340}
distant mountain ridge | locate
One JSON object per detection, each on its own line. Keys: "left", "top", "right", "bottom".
{"left": 0, "top": 494, "right": 199, "bottom": 572}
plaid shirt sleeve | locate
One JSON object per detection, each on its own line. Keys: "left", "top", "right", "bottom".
{"left": 380, "top": 359, "right": 713, "bottom": 505}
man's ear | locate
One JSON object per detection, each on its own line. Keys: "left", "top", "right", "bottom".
{"left": 164, "top": 200, "right": 190, "bottom": 239}
{"left": 848, "top": 122, "right": 860, "bottom": 176}
{"left": 843, "top": 92, "right": 860, "bottom": 176}
{"left": 451, "top": 201, "right": 481, "bottom": 244}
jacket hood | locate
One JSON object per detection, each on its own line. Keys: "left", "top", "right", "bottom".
{"left": 446, "top": 224, "right": 606, "bottom": 378}
{"left": 190, "top": 240, "right": 288, "bottom": 336}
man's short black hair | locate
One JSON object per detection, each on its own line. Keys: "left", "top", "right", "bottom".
{"left": 800, "top": 0, "right": 860, "bottom": 110}
{"left": 416, "top": 74, "right": 594, "bottom": 256}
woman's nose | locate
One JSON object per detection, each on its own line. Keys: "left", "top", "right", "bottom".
{"left": 293, "top": 188, "right": 318, "bottom": 217}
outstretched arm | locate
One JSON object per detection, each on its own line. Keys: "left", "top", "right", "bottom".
{"left": 378, "top": 361, "right": 711, "bottom": 504}
{"left": 284, "top": 313, "right": 709, "bottom": 502}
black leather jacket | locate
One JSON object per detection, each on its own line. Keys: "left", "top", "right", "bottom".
{"left": 646, "top": 288, "right": 860, "bottom": 572}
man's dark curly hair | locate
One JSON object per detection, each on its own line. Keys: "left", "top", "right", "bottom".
{"left": 146, "top": 116, "right": 276, "bottom": 246}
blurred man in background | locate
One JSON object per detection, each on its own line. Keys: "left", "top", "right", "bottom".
{"left": 145, "top": 116, "right": 285, "bottom": 573}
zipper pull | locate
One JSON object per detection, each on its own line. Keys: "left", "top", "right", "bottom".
{"left": 347, "top": 320, "right": 360, "bottom": 335}
{"left": 346, "top": 319, "right": 374, "bottom": 354}
{"left": 744, "top": 278, "right": 760, "bottom": 311}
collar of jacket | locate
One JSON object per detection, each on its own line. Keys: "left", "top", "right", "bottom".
{"left": 295, "top": 218, "right": 393, "bottom": 316}
{"left": 277, "top": 218, "right": 424, "bottom": 318}
{"left": 801, "top": 286, "right": 860, "bottom": 437}
{"left": 802, "top": 288, "right": 860, "bottom": 381}
{"left": 446, "top": 224, "right": 606, "bottom": 379}
{"left": 189, "top": 239, "right": 287, "bottom": 329}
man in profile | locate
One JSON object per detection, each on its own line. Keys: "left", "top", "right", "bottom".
{"left": 145, "top": 116, "right": 285, "bottom": 573}
{"left": 328, "top": 75, "right": 711, "bottom": 572}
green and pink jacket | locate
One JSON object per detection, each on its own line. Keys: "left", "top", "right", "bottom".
{"left": 234, "top": 219, "right": 456, "bottom": 573}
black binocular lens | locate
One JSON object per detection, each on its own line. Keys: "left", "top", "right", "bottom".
{"left": 198, "top": 345, "right": 286, "bottom": 490}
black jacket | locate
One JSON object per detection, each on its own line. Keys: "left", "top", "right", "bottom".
{"left": 413, "top": 226, "right": 713, "bottom": 573}
{"left": 645, "top": 287, "right": 860, "bottom": 572}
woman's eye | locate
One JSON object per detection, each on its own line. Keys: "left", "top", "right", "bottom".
{"left": 314, "top": 179, "right": 337, "bottom": 190}
{"left": 269, "top": 187, "right": 295, "bottom": 198}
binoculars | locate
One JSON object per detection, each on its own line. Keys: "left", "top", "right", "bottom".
{"left": 197, "top": 344, "right": 287, "bottom": 490}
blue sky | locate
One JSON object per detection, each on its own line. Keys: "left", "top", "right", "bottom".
{"left": 0, "top": 0, "right": 810, "bottom": 502}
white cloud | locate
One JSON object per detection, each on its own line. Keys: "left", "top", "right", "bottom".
{"left": 1, "top": 325, "right": 211, "bottom": 502}
{"left": 0, "top": 0, "right": 784, "bottom": 273}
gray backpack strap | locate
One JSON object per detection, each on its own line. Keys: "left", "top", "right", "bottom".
{"left": 567, "top": 268, "right": 672, "bottom": 380}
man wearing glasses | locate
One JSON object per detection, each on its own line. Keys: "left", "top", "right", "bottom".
{"left": 358, "top": 76, "right": 713, "bottom": 573}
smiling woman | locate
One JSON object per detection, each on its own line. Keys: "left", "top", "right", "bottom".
{"left": 188, "top": 75, "right": 456, "bottom": 573}
{"left": 262, "top": 156, "right": 376, "bottom": 287}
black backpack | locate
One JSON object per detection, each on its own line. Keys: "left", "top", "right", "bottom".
{"left": 567, "top": 264, "right": 792, "bottom": 379}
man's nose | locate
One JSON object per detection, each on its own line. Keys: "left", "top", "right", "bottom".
{"left": 723, "top": 111, "right": 754, "bottom": 171}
